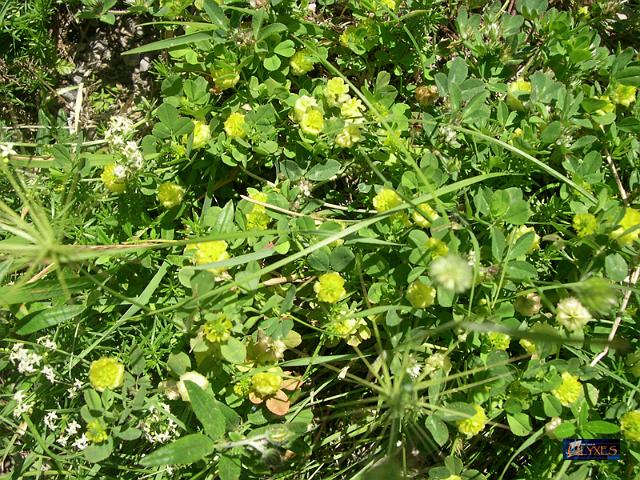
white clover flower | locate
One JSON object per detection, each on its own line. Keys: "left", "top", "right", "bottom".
{"left": 122, "top": 141, "right": 144, "bottom": 171}
{"left": 430, "top": 254, "right": 473, "bottom": 293}
{"left": 44, "top": 412, "right": 59, "bottom": 431}
{"left": 556, "top": 297, "right": 592, "bottom": 332}
{"left": 37, "top": 336, "right": 57, "bottom": 350}
{"left": 42, "top": 365, "right": 56, "bottom": 383}
{"left": 105, "top": 116, "right": 135, "bottom": 147}
{"left": 73, "top": 434, "right": 88, "bottom": 451}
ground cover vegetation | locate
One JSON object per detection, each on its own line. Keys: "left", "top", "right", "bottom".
{"left": 2, "top": 0, "right": 640, "bottom": 478}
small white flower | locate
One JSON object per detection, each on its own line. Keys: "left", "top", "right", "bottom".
{"left": 66, "top": 420, "right": 81, "bottom": 436}
{"left": 42, "top": 365, "right": 56, "bottom": 383}
{"left": 73, "top": 434, "right": 88, "bottom": 451}
{"left": 556, "top": 297, "right": 592, "bottom": 332}
{"left": 0, "top": 143, "right": 17, "bottom": 158}
{"left": 37, "top": 336, "right": 57, "bottom": 350}
{"left": 113, "top": 164, "right": 128, "bottom": 180}
{"left": 9, "top": 343, "right": 42, "bottom": 374}
{"left": 44, "top": 412, "right": 59, "bottom": 431}
{"left": 57, "top": 435, "right": 69, "bottom": 447}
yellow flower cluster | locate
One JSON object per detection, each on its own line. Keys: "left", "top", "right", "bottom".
{"left": 510, "top": 225, "right": 540, "bottom": 253}
{"left": 293, "top": 95, "right": 324, "bottom": 137}
{"left": 487, "top": 332, "right": 511, "bottom": 350}
{"left": 246, "top": 191, "right": 270, "bottom": 230}
{"left": 86, "top": 419, "right": 108, "bottom": 443}
{"left": 190, "top": 240, "right": 230, "bottom": 274}
{"left": 325, "top": 77, "right": 350, "bottom": 106}
{"left": 211, "top": 65, "right": 240, "bottom": 91}
{"left": 406, "top": 280, "right": 436, "bottom": 309}
{"left": 425, "top": 237, "right": 449, "bottom": 257}
{"left": 412, "top": 203, "right": 438, "bottom": 228}
{"left": 101, "top": 164, "right": 126, "bottom": 193}
{"left": 289, "top": 49, "right": 316, "bottom": 75}
{"left": 612, "top": 208, "right": 640, "bottom": 246}
{"left": 89, "top": 357, "right": 125, "bottom": 392}
{"left": 507, "top": 79, "right": 532, "bottom": 110}
{"left": 191, "top": 120, "right": 211, "bottom": 149}
{"left": 314, "top": 272, "right": 346, "bottom": 304}
{"left": 251, "top": 369, "right": 283, "bottom": 397}
{"left": 335, "top": 124, "right": 362, "bottom": 148}
{"left": 552, "top": 372, "right": 582, "bottom": 406}
{"left": 611, "top": 84, "right": 637, "bottom": 108}
{"left": 373, "top": 188, "right": 403, "bottom": 213}
{"left": 203, "top": 314, "right": 233, "bottom": 343}
{"left": 340, "top": 97, "right": 365, "bottom": 124}
{"left": 157, "top": 182, "right": 185, "bottom": 209}
{"left": 456, "top": 404, "right": 488, "bottom": 438}
{"left": 224, "top": 112, "right": 246, "bottom": 139}
{"left": 620, "top": 410, "right": 640, "bottom": 442}
{"left": 572, "top": 213, "right": 597, "bottom": 237}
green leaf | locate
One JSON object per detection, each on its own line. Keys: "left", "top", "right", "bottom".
{"left": 583, "top": 420, "right": 619, "bottom": 434}
{"left": 307, "top": 159, "right": 341, "bottom": 182}
{"left": 540, "top": 121, "right": 562, "bottom": 144}
{"left": 220, "top": 337, "right": 246, "bottom": 364}
{"left": 441, "top": 402, "right": 476, "bottom": 421}
{"left": 605, "top": 253, "right": 628, "bottom": 282}
{"left": 274, "top": 40, "right": 296, "bottom": 57}
{"left": 184, "top": 381, "right": 226, "bottom": 440}
{"left": 167, "top": 352, "right": 191, "bottom": 377}
{"left": 425, "top": 414, "right": 449, "bottom": 446}
{"left": 203, "top": 0, "right": 228, "bottom": 30}
{"left": 552, "top": 422, "right": 576, "bottom": 439}
{"left": 307, "top": 247, "right": 332, "bottom": 271}
{"left": 16, "top": 304, "right": 84, "bottom": 335}
{"left": 542, "top": 394, "right": 563, "bottom": 417}
{"left": 84, "top": 438, "right": 113, "bottom": 463}
{"left": 218, "top": 454, "right": 241, "bottom": 480}
{"left": 330, "top": 246, "right": 355, "bottom": 272}
{"left": 139, "top": 434, "right": 215, "bottom": 466}
{"left": 507, "top": 412, "right": 532, "bottom": 436}
{"left": 263, "top": 55, "right": 282, "bottom": 71}
{"left": 448, "top": 57, "right": 468, "bottom": 85}
{"left": 124, "top": 32, "right": 213, "bottom": 55}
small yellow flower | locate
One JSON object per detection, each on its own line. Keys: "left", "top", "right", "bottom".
{"left": 335, "top": 124, "right": 362, "bottom": 148}
{"left": 325, "top": 77, "right": 350, "bottom": 106}
{"left": 101, "top": 164, "right": 126, "bottom": 194}
{"left": 594, "top": 96, "right": 615, "bottom": 116}
{"left": 611, "top": 84, "right": 637, "bottom": 108}
{"left": 611, "top": 208, "right": 640, "bottom": 245}
{"left": 406, "top": 280, "right": 436, "bottom": 309}
{"left": 86, "top": 419, "right": 108, "bottom": 444}
{"left": 506, "top": 79, "right": 531, "bottom": 110}
{"left": 157, "top": 182, "right": 185, "bottom": 209}
{"left": 620, "top": 410, "right": 640, "bottom": 442}
{"left": 211, "top": 65, "right": 240, "bottom": 91}
{"left": 552, "top": 372, "right": 582, "bottom": 406}
{"left": 190, "top": 240, "right": 230, "bottom": 273}
{"left": 487, "top": 332, "right": 511, "bottom": 350}
{"left": 203, "top": 314, "right": 233, "bottom": 343}
{"left": 572, "top": 213, "right": 597, "bottom": 237}
{"left": 519, "top": 338, "right": 537, "bottom": 355}
{"left": 294, "top": 95, "right": 318, "bottom": 121}
{"left": 299, "top": 109, "right": 324, "bottom": 136}
{"left": 373, "top": 188, "right": 403, "bottom": 213}
{"left": 191, "top": 120, "right": 211, "bottom": 149}
{"left": 224, "top": 112, "right": 246, "bottom": 139}
{"left": 251, "top": 370, "right": 283, "bottom": 397}
{"left": 425, "top": 237, "right": 449, "bottom": 257}
{"left": 510, "top": 225, "right": 540, "bottom": 253}
{"left": 245, "top": 191, "right": 271, "bottom": 230}
{"left": 412, "top": 203, "right": 438, "bottom": 228}
{"left": 314, "top": 272, "right": 346, "bottom": 303}
{"left": 89, "top": 357, "right": 125, "bottom": 392}
{"left": 556, "top": 297, "right": 592, "bottom": 332}
{"left": 456, "top": 404, "right": 488, "bottom": 438}
{"left": 177, "top": 371, "right": 210, "bottom": 402}
{"left": 340, "top": 97, "right": 365, "bottom": 124}
{"left": 233, "top": 377, "right": 251, "bottom": 398}
{"left": 290, "top": 49, "right": 316, "bottom": 75}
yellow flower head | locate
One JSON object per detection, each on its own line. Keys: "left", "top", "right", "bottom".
{"left": 157, "top": 182, "right": 185, "bottom": 209}
{"left": 510, "top": 225, "right": 540, "bottom": 253}
{"left": 245, "top": 190, "right": 270, "bottom": 230}
{"left": 340, "top": 97, "right": 365, "bottom": 124}
{"left": 86, "top": 419, "right": 108, "bottom": 444}
{"left": 412, "top": 203, "right": 439, "bottom": 228}
{"left": 211, "top": 65, "right": 240, "bottom": 91}
{"left": 406, "top": 280, "right": 436, "bottom": 309}
{"left": 552, "top": 372, "right": 582, "bottom": 406}
{"left": 191, "top": 120, "right": 211, "bottom": 149}
{"left": 190, "top": 240, "right": 230, "bottom": 273}
{"left": 224, "top": 112, "right": 246, "bottom": 139}
{"left": 314, "top": 272, "right": 346, "bottom": 303}
{"left": 621, "top": 410, "right": 640, "bottom": 442}
{"left": 556, "top": 297, "right": 592, "bottom": 332}
{"left": 335, "top": 124, "right": 362, "bottom": 148}
{"left": 456, "top": 404, "right": 488, "bottom": 438}
{"left": 251, "top": 369, "right": 283, "bottom": 397}
{"left": 373, "top": 188, "right": 403, "bottom": 213}
{"left": 294, "top": 95, "right": 318, "bottom": 121}
{"left": 203, "top": 314, "right": 233, "bottom": 343}
{"left": 487, "top": 332, "right": 511, "bottom": 350}
{"left": 425, "top": 237, "right": 449, "bottom": 257}
{"left": 612, "top": 208, "right": 640, "bottom": 245}
{"left": 594, "top": 96, "right": 615, "bottom": 116}
{"left": 101, "top": 163, "right": 127, "bottom": 194}
{"left": 572, "top": 213, "right": 597, "bottom": 237}
{"left": 300, "top": 109, "right": 324, "bottom": 136}
{"left": 290, "top": 49, "right": 316, "bottom": 75}
{"left": 519, "top": 338, "right": 537, "bottom": 355}
{"left": 325, "top": 77, "right": 350, "bottom": 106}
{"left": 506, "top": 79, "right": 531, "bottom": 111}
{"left": 89, "top": 357, "right": 125, "bottom": 392}
{"left": 611, "top": 84, "right": 637, "bottom": 108}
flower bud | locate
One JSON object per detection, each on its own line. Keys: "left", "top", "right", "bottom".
{"left": 514, "top": 293, "right": 542, "bottom": 317}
